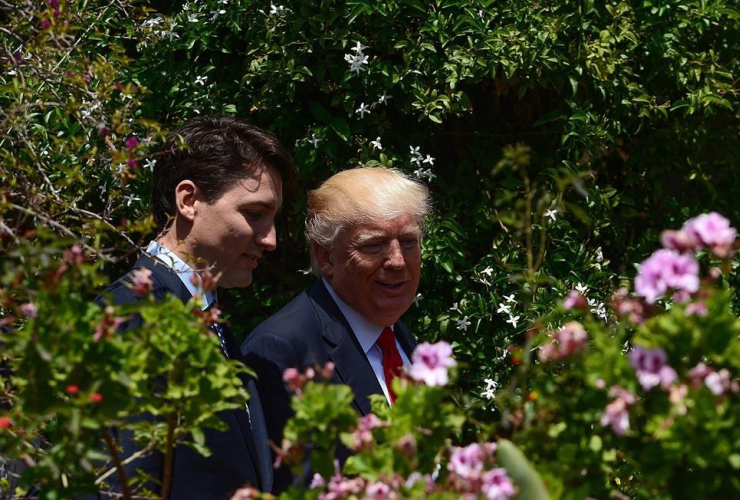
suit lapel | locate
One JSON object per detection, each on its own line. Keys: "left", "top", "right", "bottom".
{"left": 220, "top": 324, "right": 265, "bottom": 491}
{"left": 394, "top": 321, "right": 417, "bottom": 360}
{"left": 309, "top": 281, "right": 385, "bottom": 416}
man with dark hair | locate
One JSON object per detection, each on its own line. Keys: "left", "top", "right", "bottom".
{"left": 103, "top": 114, "right": 296, "bottom": 498}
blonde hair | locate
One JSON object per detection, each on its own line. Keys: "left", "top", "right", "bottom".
{"left": 305, "top": 167, "right": 432, "bottom": 274}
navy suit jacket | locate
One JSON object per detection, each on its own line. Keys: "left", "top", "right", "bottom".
{"left": 241, "top": 279, "right": 416, "bottom": 493}
{"left": 99, "top": 254, "right": 273, "bottom": 499}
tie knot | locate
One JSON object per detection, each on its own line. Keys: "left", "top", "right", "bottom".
{"left": 377, "top": 326, "right": 396, "bottom": 351}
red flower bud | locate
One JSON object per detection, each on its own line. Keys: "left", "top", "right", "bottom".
{"left": 66, "top": 385, "right": 80, "bottom": 395}
{"left": 90, "top": 392, "right": 103, "bottom": 403}
{"left": 0, "top": 416, "right": 12, "bottom": 429}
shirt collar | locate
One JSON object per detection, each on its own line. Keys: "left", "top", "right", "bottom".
{"left": 146, "top": 240, "right": 216, "bottom": 311}
{"left": 322, "top": 278, "right": 391, "bottom": 355}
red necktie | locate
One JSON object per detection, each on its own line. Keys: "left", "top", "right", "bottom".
{"left": 377, "top": 326, "right": 404, "bottom": 403}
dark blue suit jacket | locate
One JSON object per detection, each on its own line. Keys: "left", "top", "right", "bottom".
{"left": 241, "top": 279, "right": 416, "bottom": 493}
{"left": 100, "top": 254, "right": 272, "bottom": 499}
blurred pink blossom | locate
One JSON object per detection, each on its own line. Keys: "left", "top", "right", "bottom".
{"left": 600, "top": 386, "right": 635, "bottom": 436}
{"left": 563, "top": 290, "right": 587, "bottom": 310}
{"left": 634, "top": 249, "right": 699, "bottom": 304}
{"left": 409, "top": 341, "right": 456, "bottom": 387}
{"left": 683, "top": 212, "right": 736, "bottom": 257}
{"left": 538, "top": 322, "right": 588, "bottom": 362}
{"left": 629, "top": 346, "right": 677, "bottom": 391}
{"left": 364, "top": 482, "right": 391, "bottom": 499}
{"left": 125, "top": 135, "right": 139, "bottom": 151}
{"left": 611, "top": 288, "right": 648, "bottom": 324}
{"left": 20, "top": 302, "right": 38, "bottom": 318}
{"left": 481, "top": 468, "right": 516, "bottom": 500}
{"left": 129, "top": 268, "right": 153, "bottom": 295}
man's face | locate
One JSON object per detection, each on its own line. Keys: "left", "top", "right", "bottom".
{"left": 188, "top": 165, "right": 283, "bottom": 288}
{"left": 320, "top": 214, "right": 422, "bottom": 326}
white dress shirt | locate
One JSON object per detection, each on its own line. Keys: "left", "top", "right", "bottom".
{"left": 145, "top": 240, "right": 216, "bottom": 310}
{"left": 322, "top": 278, "right": 411, "bottom": 405}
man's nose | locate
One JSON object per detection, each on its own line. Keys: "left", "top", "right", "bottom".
{"left": 256, "top": 220, "right": 278, "bottom": 251}
{"left": 384, "top": 240, "right": 406, "bottom": 269}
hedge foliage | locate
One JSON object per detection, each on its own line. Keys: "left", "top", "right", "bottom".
{"left": 2, "top": 0, "right": 740, "bottom": 495}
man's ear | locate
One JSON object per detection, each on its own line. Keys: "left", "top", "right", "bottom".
{"left": 312, "top": 241, "right": 334, "bottom": 279}
{"left": 173, "top": 180, "right": 199, "bottom": 222}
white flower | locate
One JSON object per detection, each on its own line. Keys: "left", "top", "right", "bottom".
{"left": 504, "top": 294, "right": 517, "bottom": 304}
{"left": 123, "top": 194, "right": 141, "bottom": 207}
{"left": 409, "top": 146, "right": 420, "bottom": 156}
{"left": 506, "top": 315, "right": 520, "bottom": 328}
{"left": 141, "top": 17, "right": 164, "bottom": 28}
{"left": 496, "top": 303, "right": 511, "bottom": 315}
{"left": 456, "top": 316, "right": 471, "bottom": 332}
{"left": 194, "top": 75, "right": 208, "bottom": 85}
{"left": 545, "top": 208, "right": 557, "bottom": 221}
{"left": 210, "top": 9, "right": 226, "bottom": 20}
{"left": 307, "top": 133, "right": 322, "bottom": 148}
{"left": 370, "top": 137, "right": 382, "bottom": 150}
{"left": 355, "top": 102, "right": 371, "bottom": 118}
{"left": 351, "top": 41, "right": 368, "bottom": 53}
{"left": 143, "top": 159, "right": 157, "bottom": 172}
{"left": 423, "top": 154, "right": 435, "bottom": 165}
{"left": 414, "top": 293, "right": 423, "bottom": 306}
{"left": 344, "top": 49, "right": 370, "bottom": 75}
{"left": 481, "top": 266, "right": 493, "bottom": 277}
{"left": 377, "top": 92, "right": 391, "bottom": 104}
{"left": 450, "top": 302, "right": 459, "bottom": 311}
{"left": 575, "top": 282, "right": 588, "bottom": 294}
{"left": 269, "top": 3, "right": 285, "bottom": 15}
{"left": 595, "top": 247, "right": 604, "bottom": 263}
{"left": 481, "top": 379, "right": 498, "bottom": 400}
{"left": 413, "top": 167, "right": 436, "bottom": 182}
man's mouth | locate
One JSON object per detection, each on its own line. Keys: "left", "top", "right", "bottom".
{"left": 378, "top": 280, "right": 406, "bottom": 290}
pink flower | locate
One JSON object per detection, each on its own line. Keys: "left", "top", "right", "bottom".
{"left": 409, "top": 341, "right": 456, "bottom": 387}
{"left": 129, "top": 268, "right": 153, "bottom": 295}
{"left": 348, "top": 413, "right": 385, "bottom": 452}
{"left": 634, "top": 249, "right": 699, "bottom": 304}
{"left": 685, "top": 301, "right": 708, "bottom": 316}
{"left": 20, "top": 302, "right": 38, "bottom": 318}
{"left": 611, "top": 288, "right": 647, "bottom": 324}
{"left": 563, "top": 290, "right": 587, "bottom": 310}
{"left": 538, "top": 321, "right": 588, "bottom": 362}
{"left": 41, "top": 20, "right": 51, "bottom": 29}
{"left": 600, "top": 386, "right": 635, "bottom": 436}
{"left": 660, "top": 229, "right": 696, "bottom": 253}
{"left": 230, "top": 487, "right": 259, "bottom": 500}
{"left": 127, "top": 158, "right": 138, "bottom": 169}
{"left": 47, "top": 0, "right": 59, "bottom": 8}
{"left": 629, "top": 346, "right": 677, "bottom": 391}
{"left": 63, "top": 245, "right": 86, "bottom": 265}
{"left": 365, "top": 482, "right": 391, "bottom": 499}
{"left": 683, "top": 212, "right": 736, "bottom": 257}
{"left": 309, "top": 473, "right": 326, "bottom": 489}
{"left": 319, "top": 472, "right": 364, "bottom": 500}
{"left": 704, "top": 369, "right": 738, "bottom": 396}
{"left": 125, "top": 135, "right": 139, "bottom": 151}
{"left": 94, "top": 306, "right": 125, "bottom": 341}
{"left": 448, "top": 443, "right": 487, "bottom": 480}
{"left": 481, "top": 468, "right": 516, "bottom": 500}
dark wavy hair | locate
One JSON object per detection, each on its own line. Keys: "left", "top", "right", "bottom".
{"left": 151, "top": 115, "right": 296, "bottom": 231}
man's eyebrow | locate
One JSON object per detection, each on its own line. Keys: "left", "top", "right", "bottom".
{"left": 353, "top": 231, "right": 385, "bottom": 245}
{"left": 238, "top": 200, "right": 281, "bottom": 211}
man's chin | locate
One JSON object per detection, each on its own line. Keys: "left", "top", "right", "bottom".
{"left": 217, "top": 271, "right": 253, "bottom": 289}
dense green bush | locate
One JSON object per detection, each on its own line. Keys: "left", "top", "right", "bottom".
{"left": 2, "top": 0, "right": 740, "bottom": 497}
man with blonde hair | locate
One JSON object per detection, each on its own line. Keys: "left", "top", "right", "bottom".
{"left": 242, "top": 167, "right": 431, "bottom": 492}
